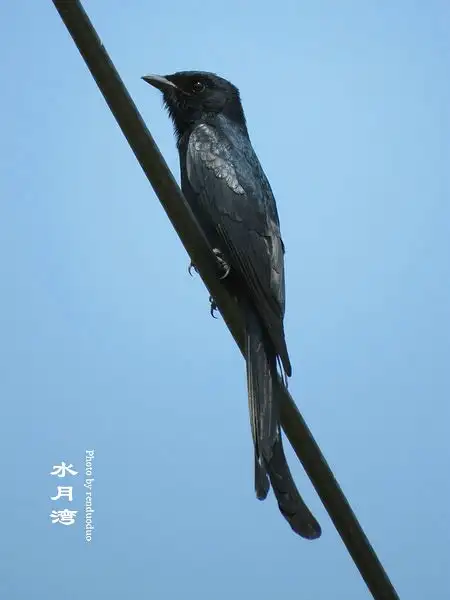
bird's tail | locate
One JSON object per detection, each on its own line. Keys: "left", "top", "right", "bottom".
{"left": 245, "top": 308, "right": 321, "bottom": 539}
{"left": 265, "top": 433, "right": 321, "bottom": 539}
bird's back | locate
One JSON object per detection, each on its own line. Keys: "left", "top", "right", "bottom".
{"left": 180, "top": 114, "right": 291, "bottom": 375}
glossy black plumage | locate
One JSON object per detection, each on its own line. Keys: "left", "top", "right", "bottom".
{"left": 143, "top": 71, "right": 321, "bottom": 539}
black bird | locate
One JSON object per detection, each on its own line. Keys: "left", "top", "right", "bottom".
{"left": 143, "top": 71, "right": 321, "bottom": 539}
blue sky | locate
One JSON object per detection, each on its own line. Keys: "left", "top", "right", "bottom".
{"left": 0, "top": 1, "right": 449, "bottom": 598}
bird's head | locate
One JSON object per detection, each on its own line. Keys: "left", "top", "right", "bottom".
{"left": 142, "top": 71, "right": 247, "bottom": 141}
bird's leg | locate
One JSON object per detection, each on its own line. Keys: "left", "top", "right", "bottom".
{"left": 209, "top": 296, "right": 219, "bottom": 319}
{"left": 212, "top": 248, "right": 231, "bottom": 280}
{"left": 188, "top": 261, "right": 198, "bottom": 277}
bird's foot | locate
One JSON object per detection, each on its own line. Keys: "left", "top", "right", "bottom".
{"left": 209, "top": 296, "right": 219, "bottom": 319}
{"left": 188, "top": 261, "right": 198, "bottom": 277}
{"left": 213, "top": 248, "right": 230, "bottom": 280}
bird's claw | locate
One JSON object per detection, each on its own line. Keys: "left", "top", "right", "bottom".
{"left": 213, "top": 248, "right": 230, "bottom": 280}
{"left": 209, "top": 296, "right": 219, "bottom": 318}
{"left": 188, "top": 261, "right": 198, "bottom": 277}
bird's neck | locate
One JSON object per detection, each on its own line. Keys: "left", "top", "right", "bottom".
{"left": 175, "top": 112, "right": 249, "bottom": 148}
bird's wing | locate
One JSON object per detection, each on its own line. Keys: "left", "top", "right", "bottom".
{"left": 185, "top": 123, "right": 291, "bottom": 375}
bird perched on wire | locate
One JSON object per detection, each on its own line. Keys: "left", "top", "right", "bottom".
{"left": 143, "top": 71, "right": 321, "bottom": 539}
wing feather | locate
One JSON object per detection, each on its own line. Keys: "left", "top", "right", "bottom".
{"left": 185, "top": 123, "right": 291, "bottom": 375}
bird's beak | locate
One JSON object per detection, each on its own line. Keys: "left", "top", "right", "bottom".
{"left": 141, "top": 74, "right": 178, "bottom": 93}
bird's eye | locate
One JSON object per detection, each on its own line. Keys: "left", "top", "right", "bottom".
{"left": 192, "top": 80, "right": 205, "bottom": 93}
